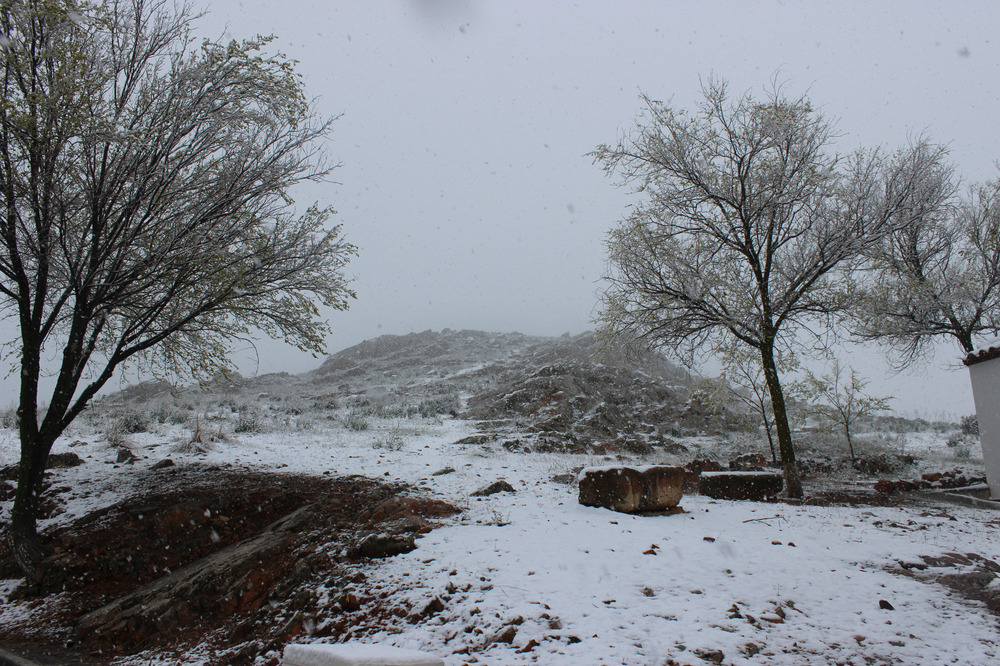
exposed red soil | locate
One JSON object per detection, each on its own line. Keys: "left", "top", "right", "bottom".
{"left": 0, "top": 465, "right": 460, "bottom": 664}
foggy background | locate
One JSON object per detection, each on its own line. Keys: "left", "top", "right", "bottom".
{"left": 6, "top": 0, "right": 1000, "bottom": 418}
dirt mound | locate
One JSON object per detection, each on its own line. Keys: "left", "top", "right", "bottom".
{"left": 0, "top": 467, "right": 460, "bottom": 664}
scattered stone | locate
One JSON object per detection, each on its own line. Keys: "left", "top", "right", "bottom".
{"left": 412, "top": 595, "right": 446, "bottom": 621}
{"left": 693, "top": 648, "right": 725, "bottom": 663}
{"left": 700, "top": 471, "right": 783, "bottom": 501}
{"left": 431, "top": 467, "right": 456, "bottom": 476}
{"left": 493, "top": 625, "right": 518, "bottom": 645}
{"left": 116, "top": 448, "right": 138, "bottom": 464}
{"left": 550, "top": 473, "right": 577, "bottom": 485}
{"left": 150, "top": 458, "right": 175, "bottom": 470}
{"left": 471, "top": 480, "right": 515, "bottom": 497}
{"left": 47, "top": 452, "right": 83, "bottom": 469}
{"left": 516, "top": 639, "right": 540, "bottom": 653}
{"left": 338, "top": 592, "right": 364, "bottom": 612}
{"left": 578, "top": 465, "right": 684, "bottom": 514}
{"left": 879, "top": 599, "right": 895, "bottom": 610}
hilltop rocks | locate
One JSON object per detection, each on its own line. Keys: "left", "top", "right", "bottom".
{"left": 578, "top": 465, "right": 684, "bottom": 514}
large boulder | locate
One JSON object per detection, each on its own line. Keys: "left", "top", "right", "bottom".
{"left": 578, "top": 465, "right": 684, "bottom": 513}
{"left": 700, "top": 471, "right": 783, "bottom": 501}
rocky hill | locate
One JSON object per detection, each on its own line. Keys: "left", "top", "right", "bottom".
{"left": 308, "top": 329, "right": 739, "bottom": 452}
{"left": 94, "top": 328, "right": 742, "bottom": 454}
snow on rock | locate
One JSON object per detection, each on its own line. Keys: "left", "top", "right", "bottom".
{"left": 282, "top": 643, "right": 444, "bottom": 666}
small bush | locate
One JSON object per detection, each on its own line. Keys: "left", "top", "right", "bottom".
{"left": 112, "top": 408, "right": 151, "bottom": 434}
{"left": 150, "top": 402, "right": 189, "bottom": 425}
{"left": 960, "top": 415, "right": 980, "bottom": 437}
{"left": 372, "top": 434, "right": 404, "bottom": 451}
{"left": 0, "top": 407, "right": 17, "bottom": 430}
{"left": 343, "top": 410, "right": 369, "bottom": 432}
{"left": 234, "top": 408, "right": 265, "bottom": 434}
{"left": 104, "top": 418, "right": 131, "bottom": 449}
{"left": 955, "top": 444, "right": 973, "bottom": 459}
{"left": 418, "top": 395, "right": 459, "bottom": 418}
{"left": 946, "top": 433, "right": 963, "bottom": 448}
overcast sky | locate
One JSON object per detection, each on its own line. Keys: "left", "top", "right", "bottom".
{"left": 4, "top": 1, "right": 994, "bottom": 417}
{"left": 185, "top": 0, "right": 1000, "bottom": 418}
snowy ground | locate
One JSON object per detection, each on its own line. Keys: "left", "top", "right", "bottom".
{"left": 2, "top": 414, "right": 999, "bottom": 665}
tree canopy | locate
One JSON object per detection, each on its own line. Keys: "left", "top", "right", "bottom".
{"left": 592, "top": 79, "right": 950, "bottom": 497}
{"left": 851, "top": 171, "right": 1000, "bottom": 363}
{"left": 0, "top": 0, "right": 355, "bottom": 573}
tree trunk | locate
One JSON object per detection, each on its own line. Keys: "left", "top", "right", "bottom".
{"left": 760, "top": 344, "right": 803, "bottom": 498}
{"left": 845, "top": 425, "right": 857, "bottom": 463}
{"left": 8, "top": 434, "right": 54, "bottom": 578}
{"left": 764, "top": 425, "right": 777, "bottom": 464}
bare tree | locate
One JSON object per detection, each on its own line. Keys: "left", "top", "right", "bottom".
{"left": 851, "top": 173, "right": 1000, "bottom": 363}
{"left": 803, "top": 361, "right": 892, "bottom": 462}
{"left": 592, "top": 78, "right": 950, "bottom": 498}
{"left": 0, "top": 0, "right": 355, "bottom": 575}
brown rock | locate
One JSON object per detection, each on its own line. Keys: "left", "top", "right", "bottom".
{"left": 516, "top": 639, "right": 540, "bottom": 653}
{"left": 471, "top": 480, "right": 516, "bottom": 497}
{"left": 411, "top": 595, "right": 446, "bottom": 621}
{"left": 578, "top": 465, "right": 684, "bottom": 513}
{"left": 694, "top": 648, "right": 725, "bottom": 663}
{"left": 494, "top": 625, "right": 518, "bottom": 644}
{"left": 47, "top": 452, "right": 84, "bottom": 469}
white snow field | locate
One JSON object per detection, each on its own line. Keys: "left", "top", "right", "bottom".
{"left": 3, "top": 411, "right": 999, "bottom": 665}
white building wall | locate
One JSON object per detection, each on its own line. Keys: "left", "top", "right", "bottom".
{"left": 968, "top": 356, "right": 1000, "bottom": 499}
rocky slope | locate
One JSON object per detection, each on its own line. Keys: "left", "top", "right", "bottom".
{"left": 309, "top": 329, "right": 739, "bottom": 452}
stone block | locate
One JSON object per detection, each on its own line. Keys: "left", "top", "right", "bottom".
{"left": 700, "top": 471, "right": 783, "bottom": 501}
{"left": 282, "top": 643, "right": 444, "bottom": 666}
{"left": 578, "top": 465, "right": 684, "bottom": 513}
